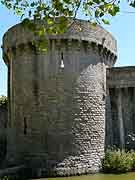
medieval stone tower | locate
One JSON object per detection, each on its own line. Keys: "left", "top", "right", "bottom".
{"left": 2, "top": 19, "right": 117, "bottom": 177}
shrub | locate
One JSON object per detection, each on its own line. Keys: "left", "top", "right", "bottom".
{"left": 0, "top": 96, "right": 7, "bottom": 109}
{"left": 102, "top": 149, "right": 135, "bottom": 173}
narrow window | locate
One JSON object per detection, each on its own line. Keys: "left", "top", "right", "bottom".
{"left": 24, "top": 117, "right": 27, "bottom": 135}
{"left": 61, "top": 52, "right": 63, "bottom": 60}
{"left": 60, "top": 52, "right": 64, "bottom": 69}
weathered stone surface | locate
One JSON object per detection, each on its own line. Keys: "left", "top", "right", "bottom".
{"left": 2, "top": 18, "right": 135, "bottom": 178}
{"left": 0, "top": 106, "right": 7, "bottom": 163}
{"left": 106, "top": 67, "right": 135, "bottom": 149}
{"left": 2, "top": 19, "right": 117, "bottom": 177}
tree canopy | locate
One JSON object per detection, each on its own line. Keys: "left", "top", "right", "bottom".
{"left": 1, "top": 0, "right": 135, "bottom": 25}
{"left": 1, "top": 0, "right": 135, "bottom": 50}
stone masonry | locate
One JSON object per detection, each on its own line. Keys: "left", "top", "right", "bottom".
{"left": 0, "top": 105, "right": 7, "bottom": 163}
{"left": 1, "top": 18, "right": 135, "bottom": 178}
{"left": 106, "top": 67, "right": 135, "bottom": 149}
{"left": 1, "top": 19, "right": 118, "bottom": 177}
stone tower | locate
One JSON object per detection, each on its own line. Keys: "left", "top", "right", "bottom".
{"left": 2, "top": 19, "right": 117, "bottom": 177}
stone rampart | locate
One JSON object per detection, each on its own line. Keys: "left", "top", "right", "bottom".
{"left": 106, "top": 67, "right": 135, "bottom": 149}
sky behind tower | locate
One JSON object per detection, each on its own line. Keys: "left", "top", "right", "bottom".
{"left": 0, "top": 1, "right": 135, "bottom": 95}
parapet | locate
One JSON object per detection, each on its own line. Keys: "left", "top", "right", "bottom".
{"left": 2, "top": 19, "right": 117, "bottom": 65}
{"left": 107, "top": 66, "right": 135, "bottom": 88}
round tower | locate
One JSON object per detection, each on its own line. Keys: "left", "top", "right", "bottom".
{"left": 2, "top": 19, "right": 117, "bottom": 177}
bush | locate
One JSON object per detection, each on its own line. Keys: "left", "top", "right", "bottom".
{"left": 0, "top": 96, "right": 7, "bottom": 109}
{"left": 102, "top": 149, "right": 135, "bottom": 173}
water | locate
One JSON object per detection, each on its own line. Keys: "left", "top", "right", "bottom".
{"left": 35, "top": 173, "right": 135, "bottom": 180}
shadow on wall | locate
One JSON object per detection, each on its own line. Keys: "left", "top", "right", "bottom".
{"left": 0, "top": 96, "right": 8, "bottom": 165}
{"left": 106, "top": 67, "right": 135, "bottom": 150}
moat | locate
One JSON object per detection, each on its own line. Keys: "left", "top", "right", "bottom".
{"left": 34, "top": 173, "right": 135, "bottom": 180}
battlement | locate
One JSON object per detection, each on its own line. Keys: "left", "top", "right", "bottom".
{"left": 2, "top": 19, "right": 117, "bottom": 65}
{"left": 107, "top": 66, "right": 135, "bottom": 88}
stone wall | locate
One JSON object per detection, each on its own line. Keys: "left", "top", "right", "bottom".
{"left": 2, "top": 19, "right": 117, "bottom": 177}
{"left": 2, "top": 18, "right": 135, "bottom": 178}
{"left": 106, "top": 67, "right": 135, "bottom": 149}
{"left": 0, "top": 106, "right": 7, "bottom": 163}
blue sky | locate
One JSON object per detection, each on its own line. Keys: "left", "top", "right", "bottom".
{"left": 0, "top": 2, "right": 135, "bottom": 96}
{"left": 0, "top": 5, "right": 20, "bottom": 96}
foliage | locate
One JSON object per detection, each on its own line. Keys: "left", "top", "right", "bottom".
{"left": 0, "top": 96, "right": 7, "bottom": 109}
{"left": 0, "top": 0, "right": 135, "bottom": 27}
{"left": 1, "top": 1, "right": 135, "bottom": 51}
{"left": 0, "top": 176, "right": 11, "bottom": 180}
{"left": 102, "top": 148, "right": 135, "bottom": 173}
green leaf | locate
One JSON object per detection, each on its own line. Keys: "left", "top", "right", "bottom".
{"left": 95, "top": 9, "right": 101, "bottom": 17}
{"left": 102, "top": 19, "right": 110, "bottom": 25}
{"left": 130, "top": 1, "right": 135, "bottom": 8}
{"left": 30, "top": 2, "right": 36, "bottom": 7}
{"left": 47, "top": 18, "right": 54, "bottom": 25}
{"left": 99, "top": 12, "right": 104, "bottom": 17}
{"left": 109, "top": 6, "right": 120, "bottom": 16}
{"left": 104, "top": 3, "right": 113, "bottom": 10}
